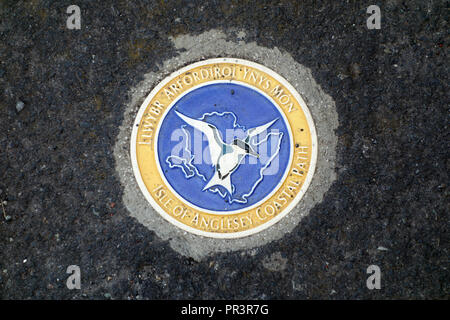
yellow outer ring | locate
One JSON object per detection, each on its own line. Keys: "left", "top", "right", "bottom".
{"left": 131, "top": 58, "right": 317, "bottom": 238}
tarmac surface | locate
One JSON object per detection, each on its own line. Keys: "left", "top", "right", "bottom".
{"left": 0, "top": 0, "right": 448, "bottom": 299}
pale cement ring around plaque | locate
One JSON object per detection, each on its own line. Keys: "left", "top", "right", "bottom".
{"left": 131, "top": 58, "right": 317, "bottom": 239}
{"left": 114, "top": 30, "right": 338, "bottom": 260}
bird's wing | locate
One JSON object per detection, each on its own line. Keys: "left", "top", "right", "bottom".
{"left": 245, "top": 118, "right": 278, "bottom": 142}
{"left": 175, "top": 111, "right": 223, "bottom": 166}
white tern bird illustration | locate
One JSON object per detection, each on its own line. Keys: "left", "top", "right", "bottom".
{"left": 175, "top": 111, "right": 278, "bottom": 194}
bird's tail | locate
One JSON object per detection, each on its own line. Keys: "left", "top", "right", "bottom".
{"left": 203, "top": 171, "right": 233, "bottom": 195}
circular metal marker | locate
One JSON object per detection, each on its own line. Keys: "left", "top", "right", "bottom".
{"left": 131, "top": 58, "right": 317, "bottom": 238}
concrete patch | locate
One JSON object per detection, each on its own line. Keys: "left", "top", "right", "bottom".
{"left": 114, "top": 29, "right": 338, "bottom": 261}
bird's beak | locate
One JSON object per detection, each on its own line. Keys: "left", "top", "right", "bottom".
{"left": 250, "top": 150, "right": 259, "bottom": 158}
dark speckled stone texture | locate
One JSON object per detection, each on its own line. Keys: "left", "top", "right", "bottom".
{"left": 0, "top": 0, "right": 448, "bottom": 299}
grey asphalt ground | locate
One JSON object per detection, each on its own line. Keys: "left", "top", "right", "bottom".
{"left": 0, "top": 0, "right": 448, "bottom": 299}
